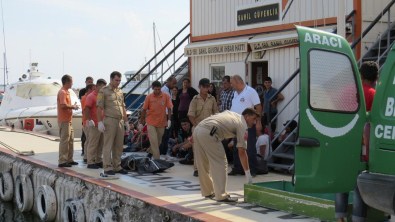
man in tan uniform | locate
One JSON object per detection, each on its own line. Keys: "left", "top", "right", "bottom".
{"left": 193, "top": 108, "right": 259, "bottom": 202}
{"left": 187, "top": 78, "right": 218, "bottom": 176}
{"left": 97, "top": 71, "right": 129, "bottom": 175}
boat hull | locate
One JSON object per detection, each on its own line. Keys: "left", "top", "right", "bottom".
{"left": 1, "top": 115, "right": 83, "bottom": 138}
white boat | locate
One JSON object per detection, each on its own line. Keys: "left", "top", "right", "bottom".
{"left": 0, "top": 63, "right": 82, "bottom": 138}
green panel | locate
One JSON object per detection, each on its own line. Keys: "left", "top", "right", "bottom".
{"left": 245, "top": 182, "right": 335, "bottom": 221}
{"left": 369, "top": 44, "right": 395, "bottom": 175}
{"left": 244, "top": 181, "right": 387, "bottom": 221}
{"left": 295, "top": 26, "right": 367, "bottom": 193}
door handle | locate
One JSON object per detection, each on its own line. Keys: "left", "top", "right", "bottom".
{"left": 298, "top": 137, "right": 320, "bottom": 147}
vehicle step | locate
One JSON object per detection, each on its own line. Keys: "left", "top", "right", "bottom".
{"left": 282, "top": 142, "right": 296, "bottom": 146}
{"left": 271, "top": 153, "right": 294, "bottom": 159}
{"left": 267, "top": 163, "right": 293, "bottom": 170}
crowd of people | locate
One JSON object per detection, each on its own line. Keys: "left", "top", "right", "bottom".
{"left": 57, "top": 72, "right": 130, "bottom": 176}
{"left": 56, "top": 72, "right": 286, "bottom": 202}
{"left": 57, "top": 60, "right": 380, "bottom": 211}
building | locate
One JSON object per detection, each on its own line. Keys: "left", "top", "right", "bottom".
{"left": 185, "top": 0, "right": 393, "bottom": 129}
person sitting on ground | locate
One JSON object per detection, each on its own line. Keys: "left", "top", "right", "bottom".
{"left": 126, "top": 122, "right": 138, "bottom": 145}
{"left": 272, "top": 120, "right": 298, "bottom": 151}
{"left": 124, "top": 123, "right": 150, "bottom": 152}
{"left": 255, "top": 126, "right": 271, "bottom": 174}
{"left": 167, "top": 118, "right": 193, "bottom": 160}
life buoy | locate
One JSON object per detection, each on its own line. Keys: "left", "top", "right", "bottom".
{"left": 15, "top": 174, "right": 34, "bottom": 212}
{"left": 89, "top": 209, "right": 115, "bottom": 222}
{"left": 0, "top": 171, "right": 13, "bottom": 201}
{"left": 62, "top": 199, "right": 85, "bottom": 222}
{"left": 36, "top": 185, "right": 57, "bottom": 221}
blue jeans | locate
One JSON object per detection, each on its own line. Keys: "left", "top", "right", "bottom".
{"left": 335, "top": 186, "right": 367, "bottom": 222}
{"left": 232, "top": 125, "right": 257, "bottom": 173}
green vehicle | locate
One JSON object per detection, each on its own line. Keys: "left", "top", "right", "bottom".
{"left": 295, "top": 26, "right": 395, "bottom": 214}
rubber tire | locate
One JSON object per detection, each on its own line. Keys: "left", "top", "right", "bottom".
{"left": 89, "top": 209, "right": 115, "bottom": 222}
{"left": 62, "top": 199, "right": 85, "bottom": 222}
{"left": 36, "top": 185, "right": 57, "bottom": 221}
{"left": 15, "top": 174, "right": 34, "bottom": 212}
{"left": 0, "top": 172, "right": 13, "bottom": 201}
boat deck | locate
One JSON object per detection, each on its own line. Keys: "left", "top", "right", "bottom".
{"left": 0, "top": 127, "right": 319, "bottom": 222}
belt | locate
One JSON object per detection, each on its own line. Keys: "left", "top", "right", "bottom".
{"left": 104, "top": 115, "right": 122, "bottom": 120}
{"left": 199, "top": 125, "right": 218, "bottom": 137}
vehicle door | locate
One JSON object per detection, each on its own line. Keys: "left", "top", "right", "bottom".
{"left": 368, "top": 44, "right": 395, "bottom": 175}
{"left": 294, "top": 26, "right": 367, "bottom": 193}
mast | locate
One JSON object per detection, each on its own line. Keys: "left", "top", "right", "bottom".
{"left": 1, "top": 0, "right": 7, "bottom": 91}
{"left": 153, "top": 22, "right": 157, "bottom": 69}
{"left": 2, "top": 53, "right": 5, "bottom": 91}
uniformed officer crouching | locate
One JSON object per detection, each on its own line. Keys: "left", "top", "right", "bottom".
{"left": 192, "top": 107, "right": 259, "bottom": 202}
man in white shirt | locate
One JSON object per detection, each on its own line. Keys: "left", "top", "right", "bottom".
{"left": 228, "top": 75, "right": 262, "bottom": 176}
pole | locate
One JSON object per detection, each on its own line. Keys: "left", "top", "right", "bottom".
{"left": 337, "top": 0, "right": 346, "bottom": 37}
{"left": 3, "top": 52, "right": 5, "bottom": 91}
{"left": 153, "top": 22, "right": 157, "bottom": 69}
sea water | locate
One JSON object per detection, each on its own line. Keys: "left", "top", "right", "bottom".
{"left": 0, "top": 201, "right": 40, "bottom": 221}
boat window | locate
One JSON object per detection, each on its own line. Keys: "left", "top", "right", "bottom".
{"left": 309, "top": 49, "right": 358, "bottom": 112}
{"left": 16, "top": 83, "right": 61, "bottom": 99}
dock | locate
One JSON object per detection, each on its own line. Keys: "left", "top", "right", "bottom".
{"left": 0, "top": 127, "right": 318, "bottom": 221}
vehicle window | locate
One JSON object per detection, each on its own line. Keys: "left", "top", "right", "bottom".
{"left": 309, "top": 50, "right": 358, "bottom": 112}
{"left": 16, "top": 82, "right": 61, "bottom": 99}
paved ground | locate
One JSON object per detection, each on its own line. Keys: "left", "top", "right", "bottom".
{"left": 0, "top": 127, "right": 321, "bottom": 221}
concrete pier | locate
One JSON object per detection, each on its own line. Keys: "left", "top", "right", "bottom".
{"left": 0, "top": 128, "right": 314, "bottom": 221}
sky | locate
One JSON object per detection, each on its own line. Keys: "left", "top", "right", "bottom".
{"left": 1, "top": 0, "right": 189, "bottom": 88}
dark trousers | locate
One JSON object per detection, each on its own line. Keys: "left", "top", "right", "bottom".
{"left": 263, "top": 112, "right": 277, "bottom": 133}
{"left": 159, "top": 128, "right": 170, "bottom": 155}
{"left": 232, "top": 125, "right": 257, "bottom": 173}
{"left": 81, "top": 131, "right": 86, "bottom": 154}
{"left": 222, "top": 139, "right": 233, "bottom": 164}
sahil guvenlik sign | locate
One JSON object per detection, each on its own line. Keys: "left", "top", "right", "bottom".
{"left": 237, "top": 3, "right": 280, "bottom": 26}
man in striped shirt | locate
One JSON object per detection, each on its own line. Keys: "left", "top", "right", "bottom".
{"left": 219, "top": 75, "right": 234, "bottom": 112}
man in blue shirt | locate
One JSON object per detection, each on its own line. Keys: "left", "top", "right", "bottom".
{"left": 263, "top": 77, "right": 284, "bottom": 133}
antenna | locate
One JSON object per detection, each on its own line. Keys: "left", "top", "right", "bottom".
{"left": 1, "top": 0, "right": 8, "bottom": 90}
{"left": 153, "top": 22, "right": 157, "bottom": 68}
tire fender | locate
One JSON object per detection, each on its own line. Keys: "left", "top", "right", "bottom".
{"left": 89, "top": 209, "right": 115, "bottom": 222}
{"left": 15, "top": 174, "right": 34, "bottom": 212}
{"left": 36, "top": 185, "right": 57, "bottom": 221}
{"left": 0, "top": 171, "right": 13, "bottom": 201}
{"left": 63, "top": 199, "right": 85, "bottom": 222}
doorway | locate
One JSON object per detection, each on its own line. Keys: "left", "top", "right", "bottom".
{"left": 251, "top": 61, "right": 268, "bottom": 97}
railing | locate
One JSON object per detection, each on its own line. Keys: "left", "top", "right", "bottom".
{"left": 266, "top": 3, "right": 395, "bottom": 171}
{"left": 351, "top": 0, "right": 395, "bottom": 50}
{"left": 121, "top": 23, "right": 190, "bottom": 118}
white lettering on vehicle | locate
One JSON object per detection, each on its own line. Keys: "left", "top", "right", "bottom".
{"left": 304, "top": 32, "right": 342, "bottom": 48}
{"left": 385, "top": 97, "right": 395, "bottom": 116}
{"left": 375, "top": 124, "right": 395, "bottom": 140}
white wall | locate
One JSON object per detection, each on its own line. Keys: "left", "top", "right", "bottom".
{"left": 191, "top": 0, "right": 354, "bottom": 37}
